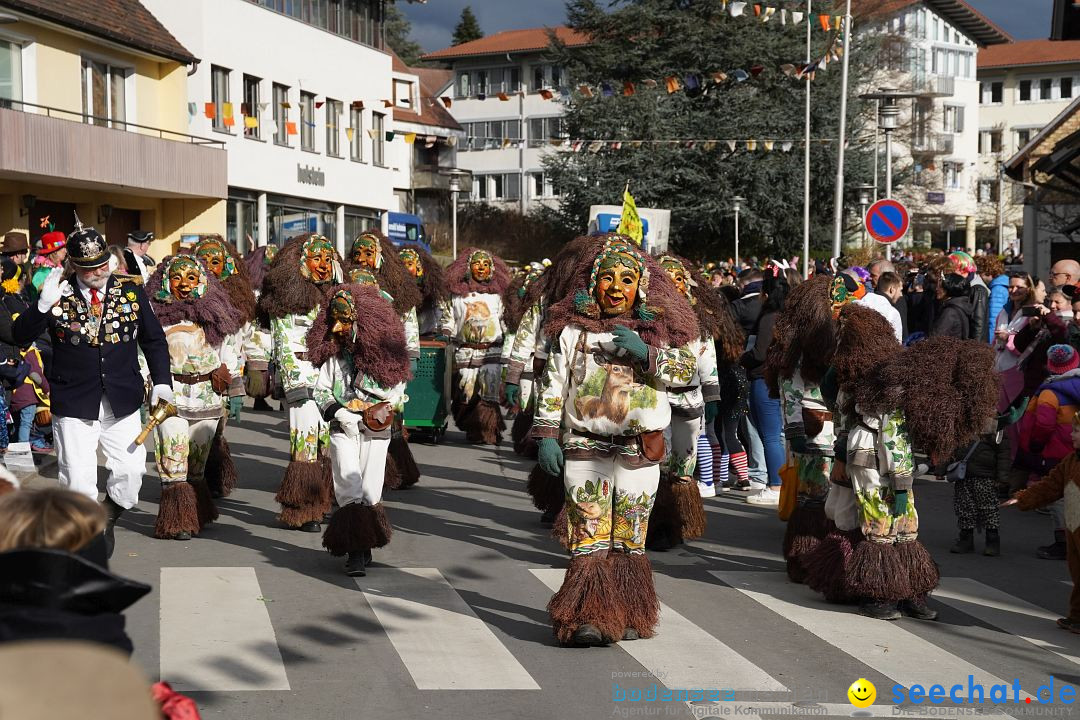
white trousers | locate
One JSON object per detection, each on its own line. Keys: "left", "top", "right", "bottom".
{"left": 54, "top": 399, "right": 146, "bottom": 510}
{"left": 329, "top": 430, "right": 390, "bottom": 506}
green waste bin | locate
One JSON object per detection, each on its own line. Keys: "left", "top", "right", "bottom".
{"left": 404, "top": 340, "right": 451, "bottom": 440}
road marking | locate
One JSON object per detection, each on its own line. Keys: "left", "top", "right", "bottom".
{"left": 935, "top": 577, "right": 1080, "bottom": 666}
{"left": 358, "top": 568, "right": 539, "bottom": 690}
{"left": 712, "top": 571, "right": 1032, "bottom": 700}
{"left": 532, "top": 568, "right": 786, "bottom": 692}
{"left": 160, "top": 567, "right": 290, "bottom": 691}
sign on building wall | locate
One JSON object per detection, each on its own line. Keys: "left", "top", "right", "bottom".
{"left": 298, "top": 164, "right": 325, "bottom": 186}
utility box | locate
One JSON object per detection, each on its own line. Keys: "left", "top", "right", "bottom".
{"left": 587, "top": 205, "right": 671, "bottom": 255}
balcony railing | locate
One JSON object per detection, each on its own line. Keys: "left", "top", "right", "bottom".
{"left": 912, "top": 132, "right": 955, "bottom": 155}
{"left": 914, "top": 75, "right": 955, "bottom": 98}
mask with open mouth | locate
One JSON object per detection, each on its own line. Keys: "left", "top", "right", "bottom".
{"left": 164, "top": 255, "right": 205, "bottom": 301}
{"left": 469, "top": 250, "right": 493, "bottom": 283}
{"left": 300, "top": 235, "right": 337, "bottom": 285}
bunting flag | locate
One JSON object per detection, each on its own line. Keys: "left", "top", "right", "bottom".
{"left": 641, "top": 79, "right": 658, "bottom": 88}
{"left": 616, "top": 187, "right": 643, "bottom": 246}
{"left": 315, "top": 100, "right": 325, "bottom": 109}
{"left": 285, "top": 121, "right": 297, "bottom": 135}
{"left": 352, "top": 100, "right": 365, "bottom": 110}
{"left": 204, "top": 102, "right": 216, "bottom": 119}
{"left": 281, "top": 102, "right": 291, "bottom": 109}
{"left": 187, "top": 102, "right": 196, "bottom": 119}
{"left": 382, "top": 100, "right": 393, "bottom": 108}
{"left": 497, "top": 92, "right": 509, "bottom": 101}
{"left": 819, "top": 14, "right": 831, "bottom": 31}
{"left": 404, "top": 132, "right": 417, "bottom": 144}
{"left": 222, "top": 102, "right": 234, "bottom": 119}
{"left": 578, "top": 84, "right": 593, "bottom": 98}
{"left": 259, "top": 102, "right": 269, "bottom": 111}
{"left": 223, "top": 115, "right": 235, "bottom": 128}
{"left": 440, "top": 96, "right": 452, "bottom": 107}
{"left": 385, "top": 131, "right": 395, "bottom": 141}
{"left": 622, "top": 81, "right": 635, "bottom": 96}
{"left": 241, "top": 102, "right": 251, "bottom": 116}
{"left": 346, "top": 127, "right": 354, "bottom": 142}
{"left": 665, "top": 76, "right": 681, "bottom": 93}
{"left": 367, "top": 128, "right": 378, "bottom": 139}
{"left": 539, "top": 89, "right": 553, "bottom": 99}
{"left": 244, "top": 116, "right": 258, "bottom": 129}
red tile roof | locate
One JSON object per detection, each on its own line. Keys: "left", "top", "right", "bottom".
{"left": 0, "top": 0, "right": 196, "bottom": 63}
{"left": 390, "top": 50, "right": 461, "bottom": 132}
{"left": 421, "top": 26, "right": 589, "bottom": 61}
{"left": 850, "top": 0, "right": 1011, "bottom": 46}
{"left": 979, "top": 39, "right": 1080, "bottom": 69}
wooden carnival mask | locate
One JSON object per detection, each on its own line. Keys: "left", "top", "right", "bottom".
{"left": 469, "top": 250, "right": 493, "bottom": 283}
{"left": 351, "top": 233, "right": 383, "bottom": 271}
{"left": 660, "top": 256, "right": 690, "bottom": 298}
{"left": 329, "top": 290, "right": 356, "bottom": 338}
{"left": 400, "top": 248, "right": 423, "bottom": 282}
{"left": 348, "top": 267, "right": 379, "bottom": 286}
{"left": 166, "top": 256, "right": 205, "bottom": 301}
{"left": 300, "top": 235, "right": 336, "bottom": 285}
{"left": 595, "top": 252, "right": 642, "bottom": 317}
{"left": 194, "top": 236, "right": 235, "bottom": 279}
{"left": 263, "top": 243, "right": 278, "bottom": 266}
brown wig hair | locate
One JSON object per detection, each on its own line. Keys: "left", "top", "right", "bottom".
{"left": 525, "top": 235, "right": 595, "bottom": 311}
{"left": 831, "top": 303, "right": 902, "bottom": 409}
{"left": 765, "top": 274, "right": 837, "bottom": 394}
{"left": 503, "top": 273, "right": 531, "bottom": 330}
{"left": 214, "top": 237, "right": 257, "bottom": 324}
{"left": 412, "top": 246, "right": 450, "bottom": 308}
{"left": 0, "top": 488, "right": 105, "bottom": 553}
{"left": 345, "top": 230, "right": 422, "bottom": 315}
{"left": 147, "top": 255, "right": 246, "bottom": 347}
{"left": 446, "top": 247, "right": 512, "bottom": 296}
{"left": 305, "top": 283, "right": 411, "bottom": 388}
{"left": 258, "top": 233, "right": 340, "bottom": 319}
{"left": 244, "top": 245, "right": 272, "bottom": 290}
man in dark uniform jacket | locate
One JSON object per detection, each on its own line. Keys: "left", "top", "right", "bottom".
{"left": 123, "top": 230, "right": 156, "bottom": 282}
{"left": 14, "top": 219, "right": 172, "bottom": 557}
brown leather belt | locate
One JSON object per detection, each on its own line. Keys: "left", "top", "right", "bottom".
{"left": 574, "top": 430, "right": 637, "bottom": 445}
{"left": 174, "top": 371, "right": 214, "bottom": 385}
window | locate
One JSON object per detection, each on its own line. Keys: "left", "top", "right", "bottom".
{"left": 81, "top": 58, "right": 127, "bottom": 129}
{"left": 1020, "top": 79, "right": 1032, "bottom": 102}
{"left": 503, "top": 67, "right": 520, "bottom": 93}
{"left": 471, "top": 173, "right": 520, "bottom": 201}
{"left": 457, "top": 72, "right": 470, "bottom": 99}
{"left": 1017, "top": 128, "right": 1033, "bottom": 146}
{"left": 528, "top": 116, "right": 565, "bottom": 147}
{"left": 529, "top": 171, "right": 559, "bottom": 198}
{"left": 979, "top": 179, "right": 1000, "bottom": 203}
{"left": 981, "top": 80, "right": 1003, "bottom": 104}
{"left": 300, "top": 91, "right": 315, "bottom": 151}
{"left": 990, "top": 129, "right": 1002, "bottom": 153}
{"left": 273, "top": 83, "right": 289, "bottom": 146}
{"left": 350, "top": 104, "right": 363, "bottom": 161}
{"left": 372, "top": 111, "right": 385, "bottom": 166}
{"left": 0, "top": 39, "right": 21, "bottom": 102}
{"left": 393, "top": 79, "right": 412, "bottom": 108}
{"left": 944, "top": 105, "right": 964, "bottom": 134}
{"left": 532, "top": 65, "right": 544, "bottom": 92}
{"left": 211, "top": 65, "right": 230, "bottom": 132}
{"left": 913, "top": 101, "right": 930, "bottom": 148}
{"left": 944, "top": 161, "right": 960, "bottom": 189}
{"left": 1041, "top": 77, "right": 1053, "bottom": 100}
{"left": 243, "top": 74, "right": 260, "bottom": 139}
{"left": 1064, "top": 77, "right": 1074, "bottom": 99}
{"left": 326, "top": 99, "right": 342, "bottom": 156}
{"left": 254, "top": 0, "right": 384, "bottom": 49}
{"left": 932, "top": 16, "right": 939, "bottom": 41}
{"left": 476, "top": 70, "right": 488, "bottom": 96}
{"left": 979, "top": 129, "right": 1002, "bottom": 155}
{"left": 474, "top": 174, "right": 488, "bottom": 200}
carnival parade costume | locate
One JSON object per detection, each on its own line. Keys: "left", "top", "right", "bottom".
{"left": 503, "top": 260, "right": 550, "bottom": 456}
{"left": 243, "top": 244, "right": 279, "bottom": 409}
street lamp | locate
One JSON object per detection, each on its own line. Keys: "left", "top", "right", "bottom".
{"left": 444, "top": 168, "right": 470, "bottom": 260}
{"left": 855, "top": 183, "right": 875, "bottom": 248}
{"left": 732, "top": 196, "right": 745, "bottom": 270}
{"left": 860, "top": 87, "right": 918, "bottom": 261}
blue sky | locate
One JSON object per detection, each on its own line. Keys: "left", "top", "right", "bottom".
{"left": 400, "top": 0, "right": 1054, "bottom": 53}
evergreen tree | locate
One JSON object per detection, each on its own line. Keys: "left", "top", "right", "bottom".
{"left": 452, "top": 6, "right": 484, "bottom": 46}
{"left": 385, "top": 3, "right": 425, "bottom": 66}
{"left": 543, "top": 0, "right": 883, "bottom": 260}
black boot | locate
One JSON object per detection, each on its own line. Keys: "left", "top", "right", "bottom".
{"left": 102, "top": 497, "right": 125, "bottom": 559}
{"left": 539, "top": 509, "right": 556, "bottom": 526}
{"left": 983, "top": 528, "right": 1000, "bottom": 557}
{"left": 899, "top": 596, "right": 938, "bottom": 621}
{"left": 344, "top": 551, "right": 366, "bottom": 577}
{"left": 570, "top": 623, "right": 608, "bottom": 647}
{"left": 859, "top": 599, "right": 901, "bottom": 620}
{"left": 950, "top": 529, "right": 974, "bottom": 554}
{"left": 253, "top": 397, "right": 272, "bottom": 411}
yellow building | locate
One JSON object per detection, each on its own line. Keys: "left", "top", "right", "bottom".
{"left": 0, "top": 0, "right": 225, "bottom": 260}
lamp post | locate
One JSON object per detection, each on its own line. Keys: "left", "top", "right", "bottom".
{"left": 856, "top": 183, "right": 875, "bottom": 248}
{"left": 830, "top": 0, "right": 853, "bottom": 259}
{"left": 444, "top": 168, "right": 470, "bottom": 260}
{"left": 732, "top": 195, "right": 745, "bottom": 270}
{"left": 860, "top": 88, "right": 917, "bottom": 261}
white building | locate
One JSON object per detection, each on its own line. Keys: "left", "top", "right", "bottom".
{"left": 141, "top": 0, "right": 396, "bottom": 254}
{"left": 852, "top": 0, "right": 1010, "bottom": 251}
{"left": 421, "top": 26, "right": 588, "bottom": 212}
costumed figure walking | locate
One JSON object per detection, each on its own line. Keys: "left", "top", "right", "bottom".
{"left": 399, "top": 245, "right": 451, "bottom": 338}
{"left": 534, "top": 234, "right": 698, "bottom": 646}
{"left": 503, "top": 259, "right": 550, "bottom": 456}
{"left": 259, "top": 234, "right": 343, "bottom": 531}
{"left": 243, "top": 243, "right": 279, "bottom": 411}
{"left": 145, "top": 255, "right": 244, "bottom": 540}
{"left": 193, "top": 235, "right": 255, "bottom": 498}
{"left": 646, "top": 255, "right": 719, "bottom": 550}
{"left": 346, "top": 231, "right": 422, "bottom": 489}
{"left": 444, "top": 248, "right": 511, "bottom": 445}
{"left": 308, "top": 285, "right": 411, "bottom": 576}
{"left": 13, "top": 216, "right": 172, "bottom": 557}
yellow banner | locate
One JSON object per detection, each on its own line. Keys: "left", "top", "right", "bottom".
{"left": 617, "top": 187, "right": 643, "bottom": 246}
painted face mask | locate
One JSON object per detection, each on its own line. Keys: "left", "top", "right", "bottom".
{"left": 400, "top": 248, "right": 423, "bottom": 282}
{"left": 348, "top": 268, "right": 379, "bottom": 286}
{"left": 469, "top": 251, "right": 493, "bottom": 282}
{"left": 300, "top": 235, "right": 336, "bottom": 284}
{"left": 594, "top": 254, "right": 642, "bottom": 317}
{"left": 263, "top": 244, "right": 278, "bottom": 267}
{"left": 329, "top": 290, "right": 356, "bottom": 338}
{"left": 351, "top": 234, "right": 383, "bottom": 271}
{"left": 194, "top": 237, "right": 236, "bottom": 279}
{"left": 660, "top": 256, "right": 691, "bottom": 300}
{"left": 164, "top": 256, "right": 205, "bottom": 301}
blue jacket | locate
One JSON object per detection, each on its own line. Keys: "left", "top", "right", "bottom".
{"left": 987, "top": 274, "right": 1009, "bottom": 343}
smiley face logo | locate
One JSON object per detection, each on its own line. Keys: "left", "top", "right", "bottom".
{"left": 847, "top": 678, "right": 876, "bottom": 708}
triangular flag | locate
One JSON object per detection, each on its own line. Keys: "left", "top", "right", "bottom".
{"left": 665, "top": 76, "right": 681, "bottom": 93}
{"left": 792, "top": 11, "right": 804, "bottom": 24}
{"left": 240, "top": 102, "right": 251, "bottom": 116}
{"left": 730, "top": 1, "right": 746, "bottom": 17}
{"left": 746, "top": 139, "right": 757, "bottom": 151}
{"left": 578, "top": 84, "right": 593, "bottom": 98}
{"left": 549, "top": 138, "right": 564, "bottom": 147}
{"left": 204, "top": 102, "right": 216, "bottom": 119}
{"left": 734, "top": 69, "right": 750, "bottom": 82}
{"left": 223, "top": 115, "right": 235, "bottom": 127}
{"left": 385, "top": 131, "right": 395, "bottom": 141}
{"left": 281, "top": 101, "right": 291, "bottom": 109}
{"left": 447, "top": 135, "right": 458, "bottom": 147}
{"left": 346, "top": 127, "right": 354, "bottom": 141}
{"left": 623, "top": 81, "right": 635, "bottom": 96}
{"left": 685, "top": 140, "right": 696, "bottom": 149}
{"left": 478, "top": 93, "right": 486, "bottom": 100}
{"left": 315, "top": 100, "right": 324, "bottom": 109}
{"left": 571, "top": 141, "right": 583, "bottom": 152}
{"left": 404, "top": 132, "right": 417, "bottom": 144}
{"left": 834, "top": 15, "right": 843, "bottom": 30}
{"left": 726, "top": 140, "right": 737, "bottom": 152}
{"left": 286, "top": 121, "right": 297, "bottom": 135}
{"left": 684, "top": 74, "right": 700, "bottom": 92}
{"left": 259, "top": 102, "right": 269, "bottom": 111}
{"left": 753, "top": 4, "right": 762, "bottom": 17}
{"left": 819, "top": 14, "right": 831, "bottom": 31}
{"left": 642, "top": 79, "right": 658, "bottom": 88}
{"left": 440, "top": 96, "right": 452, "bottom": 108}
{"left": 711, "top": 72, "right": 728, "bottom": 84}
{"left": 187, "top": 102, "right": 196, "bottom": 118}
{"left": 425, "top": 135, "right": 437, "bottom": 146}
{"left": 782, "top": 141, "right": 794, "bottom": 152}
{"left": 703, "top": 140, "right": 717, "bottom": 151}
{"left": 601, "top": 82, "right": 614, "bottom": 97}
{"left": 631, "top": 140, "right": 643, "bottom": 149}
{"left": 588, "top": 140, "right": 603, "bottom": 153}
{"left": 539, "top": 89, "right": 553, "bottom": 99}
{"left": 351, "top": 100, "right": 364, "bottom": 110}
{"left": 617, "top": 186, "right": 643, "bottom": 246}
{"left": 749, "top": 65, "right": 765, "bottom": 77}
{"left": 222, "top": 102, "right": 234, "bottom": 119}
{"left": 502, "top": 137, "right": 512, "bottom": 148}
{"left": 763, "top": 140, "right": 774, "bottom": 151}
{"left": 762, "top": 6, "right": 776, "bottom": 22}
{"left": 244, "top": 115, "right": 258, "bottom": 129}
{"left": 611, "top": 141, "right": 622, "bottom": 150}
{"left": 497, "top": 92, "right": 509, "bottom": 101}
{"left": 780, "top": 8, "right": 787, "bottom": 24}
{"left": 382, "top": 100, "right": 393, "bottom": 108}
{"left": 367, "top": 128, "right": 378, "bottom": 139}
{"left": 780, "top": 64, "right": 796, "bottom": 77}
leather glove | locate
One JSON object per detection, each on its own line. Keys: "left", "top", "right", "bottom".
{"left": 505, "top": 382, "right": 520, "bottom": 407}
{"left": 36, "top": 267, "right": 66, "bottom": 312}
{"left": 228, "top": 396, "right": 243, "bottom": 422}
{"left": 538, "top": 437, "right": 564, "bottom": 476}
{"left": 334, "top": 407, "right": 362, "bottom": 440}
{"left": 410, "top": 357, "right": 418, "bottom": 376}
{"left": 892, "top": 489, "right": 909, "bottom": 516}
{"left": 704, "top": 401, "right": 720, "bottom": 424}
{"left": 150, "top": 384, "right": 174, "bottom": 406}
{"left": 612, "top": 324, "right": 649, "bottom": 362}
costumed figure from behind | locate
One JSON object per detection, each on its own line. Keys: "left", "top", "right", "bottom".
{"left": 242, "top": 243, "right": 278, "bottom": 408}
{"left": 503, "top": 259, "right": 551, "bottom": 455}
{"left": 533, "top": 234, "right": 698, "bottom": 646}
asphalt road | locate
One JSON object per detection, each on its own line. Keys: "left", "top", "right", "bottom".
{"left": 20, "top": 402, "right": 1080, "bottom": 719}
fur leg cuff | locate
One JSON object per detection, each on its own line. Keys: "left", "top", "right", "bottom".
{"left": 547, "top": 551, "right": 625, "bottom": 645}
{"left": 155, "top": 482, "right": 200, "bottom": 539}
{"left": 322, "top": 502, "right": 393, "bottom": 556}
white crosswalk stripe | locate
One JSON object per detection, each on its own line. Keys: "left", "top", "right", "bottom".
{"left": 159, "top": 567, "right": 290, "bottom": 692}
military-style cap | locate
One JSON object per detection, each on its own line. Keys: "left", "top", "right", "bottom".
{"left": 128, "top": 230, "right": 154, "bottom": 244}
{"left": 67, "top": 214, "right": 109, "bottom": 269}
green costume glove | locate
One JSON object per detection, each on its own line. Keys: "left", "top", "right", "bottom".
{"left": 892, "top": 489, "right": 909, "bottom": 516}
{"left": 410, "top": 357, "right": 418, "bottom": 376}
{"left": 612, "top": 324, "right": 649, "bottom": 362}
{"left": 997, "top": 397, "right": 1029, "bottom": 431}
{"left": 538, "top": 437, "right": 564, "bottom": 476}
{"left": 704, "top": 400, "right": 720, "bottom": 424}
{"left": 228, "top": 396, "right": 243, "bottom": 422}
{"left": 505, "top": 383, "right": 520, "bottom": 406}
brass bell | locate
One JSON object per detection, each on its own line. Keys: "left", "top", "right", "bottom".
{"left": 135, "top": 399, "right": 178, "bottom": 445}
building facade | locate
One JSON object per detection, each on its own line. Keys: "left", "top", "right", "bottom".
{"left": 142, "top": 0, "right": 395, "bottom": 255}
{"left": 0, "top": 0, "right": 226, "bottom": 261}
{"left": 421, "top": 27, "right": 587, "bottom": 213}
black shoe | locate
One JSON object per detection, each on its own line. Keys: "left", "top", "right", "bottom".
{"left": 950, "top": 529, "right": 974, "bottom": 554}
{"left": 344, "top": 551, "right": 366, "bottom": 577}
{"left": 363, "top": 548, "right": 372, "bottom": 566}
{"left": 253, "top": 398, "right": 272, "bottom": 411}
{"left": 299, "top": 521, "right": 321, "bottom": 533}
{"left": 622, "top": 628, "right": 640, "bottom": 641}
{"left": 570, "top": 623, "right": 608, "bottom": 647}
{"left": 102, "top": 497, "right": 125, "bottom": 559}
{"left": 172, "top": 531, "right": 192, "bottom": 541}
{"left": 540, "top": 509, "right": 556, "bottom": 526}
{"left": 984, "top": 529, "right": 1000, "bottom": 557}
{"left": 1037, "top": 541, "right": 1067, "bottom": 560}
{"left": 899, "top": 597, "right": 938, "bottom": 621}
{"left": 859, "top": 600, "right": 901, "bottom": 621}
{"left": 210, "top": 489, "right": 223, "bottom": 499}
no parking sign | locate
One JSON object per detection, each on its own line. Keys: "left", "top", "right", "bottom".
{"left": 864, "top": 199, "right": 909, "bottom": 245}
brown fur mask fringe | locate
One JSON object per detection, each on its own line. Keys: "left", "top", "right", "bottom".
{"left": 305, "top": 283, "right": 411, "bottom": 388}
{"left": 853, "top": 336, "right": 998, "bottom": 464}
{"left": 832, "top": 304, "right": 901, "bottom": 396}
{"left": 530, "top": 235, "right": 596, "bottom": 310}
{"left": 766, "top": 274, "right": 837, "bottom": 394}
{"left": 667, "top": 253, "right": 726, "bottom": 340}
{"left": 147, "top": 255, "right": 245, "bottom": 348}
{"left": 345, "top": 230, "right": 422, "bottom": 315}
{"left": 542, "top": 235, "right": 698, "bottom": 348}
{"left": 414, "top": 246, "right": 450, "bottom": 308}
{"left": 446, "top": 247, "right": 512, "bottom": 296}
{"left": 503, "top": 273, "right": 531, "bottom": 330}
{"left": 244, "top": 245, "right": 271, "bottom": 295}
{"left": 258, "top": 234, "right": 340, "bottom": 319}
